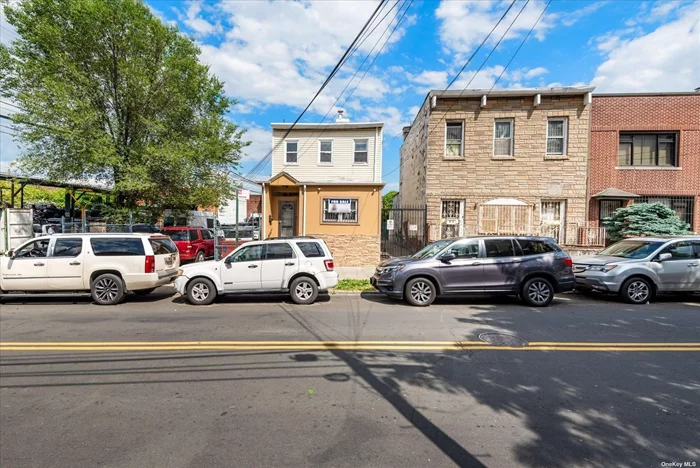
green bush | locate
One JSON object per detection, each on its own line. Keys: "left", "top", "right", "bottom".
{"left": 603, "top": 203, "right": 690, "bottom": 242}
{"left": 333, "top": 279, "right": 374, "bottom": 291}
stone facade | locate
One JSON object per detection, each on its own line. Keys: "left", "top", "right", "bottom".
{"left": 400, "top": 91, "right": 591, "bottom": 242}
{"left": 315, "top": 233, "right": 380, "bottom": 267}
{"left": 399, "top": 98, "right": 430, "bottom": 207}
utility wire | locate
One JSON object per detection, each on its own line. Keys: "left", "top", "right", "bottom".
{"left": 243, "top": 0, "right": 388, "bottom": 179}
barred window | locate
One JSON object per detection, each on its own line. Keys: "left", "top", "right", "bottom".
{"left": 322, "top": 198, "right": 358, "bottom": 223}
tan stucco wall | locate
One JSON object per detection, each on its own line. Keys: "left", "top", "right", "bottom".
{"left": 304, "top": 185, "right": 381, "bottom": 236}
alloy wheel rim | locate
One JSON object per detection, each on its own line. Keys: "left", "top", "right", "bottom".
{"left": 528, "top": 281, "right": 551, "bottom": 304}
{"left": 191, "top": 283, "right": 210, "bottom": 301}
{"left": 628, "top": 281, "right": 649, "bottom": 302}
{"left": 295, "top": 282, "right": 313, "bottom": 300}
{"left": 95, "top": 278, "right": 119, "bottom": 303}
{"left": 410, "top": 281, "right": 432, "bottom": 304}
{"left": 196, "top": 253, "right": 204, "bottom": 262}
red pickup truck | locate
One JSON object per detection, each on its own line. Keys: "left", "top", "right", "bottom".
{"left": 162, "top": 227, "right": 218, "bottom": 262}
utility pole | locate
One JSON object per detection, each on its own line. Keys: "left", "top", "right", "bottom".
{"left": 234, "top": 184, "right": 240, "bottom": 247}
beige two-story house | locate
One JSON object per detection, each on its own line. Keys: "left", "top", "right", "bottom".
{"left": 399, "top": 87, "right": 594, "bottom": 244}
{"left": 260, "top": 114, "right": 385, "bottom": 267}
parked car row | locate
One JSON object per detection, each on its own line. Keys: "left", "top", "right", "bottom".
{"left": 1, "top": 234, "right": 698, "bottom": 307}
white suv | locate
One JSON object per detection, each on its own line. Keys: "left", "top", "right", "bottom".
{"left": 0, "top": 233, "right": 180, "bottom": 305}
{"left": 174, "top": 237, "right": 338, "bottom": 305}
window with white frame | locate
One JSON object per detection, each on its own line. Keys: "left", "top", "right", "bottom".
{"left": 445, "top": 121, "right": 463, "bottom": 158}
{"left": 353, "top": 139, "right": 368, "bottom": 164}
{"left": 285, "top": 140, "right": 298, "bottom": 164}
{"left": 319, "top": 140, "right": 333, "bottom": 164}
{"left": 322, "top": 198, "right": 358, "bottom": 223}
{"left": 546, "top": 118, "right": 567, "bottom": 156}
{"left": 493, "top": 119, "right": 514, "bottom": 157}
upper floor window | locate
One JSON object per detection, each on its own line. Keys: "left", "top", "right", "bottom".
{"left": 319, "top": 140, "right": 333, "bottom": 164}
{"left": 546, "top": 118, "right": 567, "bottom": 157}
{"left": 493, "top": 119, "right": 514, "bottom": 157}
{"left": 445, "top": 121, "right": 463, "bottom": 158}
{"left": 285, "top": 140, "right": 298, "bottom": 164}
{"left": 354, "top": 139, "right": 368, "bottom": 164}
{"left": 618, "top": 133, "right": 677, "bottom": 167}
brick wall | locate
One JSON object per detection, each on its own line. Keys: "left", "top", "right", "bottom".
{"left": 247, "top": 194, "right": 262, "bottom": 216}
{"left": 398, "top": 97, "right": 429, "bottom": 207}
{"left": 589, "top": 94, "right": 700, "bottom": 231}
{"left": 422, "top": 95, "right": 590, "bottom": 237}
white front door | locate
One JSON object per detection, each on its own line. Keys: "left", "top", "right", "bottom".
{"left": 47, "top": 237, "right": 85, "bottom": 290}
{"left": 260, "top": 242, "right": 297, "bottom": 290}
{"left": 0, "top": 239, "right": 50, "bottom": 291}
{"left": 221, "top": 244, "right": 263, "bottom": 292}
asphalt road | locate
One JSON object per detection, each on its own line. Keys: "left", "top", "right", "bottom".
{"left": 1, "top": 288, "right": 699, "bottom": 468}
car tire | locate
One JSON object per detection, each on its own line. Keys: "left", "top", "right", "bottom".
{"left": 195, "top": 251, "right": 205, "bottom": 263}
{"left": 290, "top": 277, "right": 318, "bottom": 305}
{"left": 91, "top": 273, "right": 126, "bottom": 306}
{"left": 619, "top": 277, "right": 653, "bottom": 304}
{"left": 521, "top": 277, "right": 554, "bottom": 307}
{"left": 405, "top": 277, "right": 436, "bottom": 307}
{"left": 133, "top": 288, "right": 156, "bottom": 296}
{"left": 186, "top": 277, "right": 217, "bottom": 305}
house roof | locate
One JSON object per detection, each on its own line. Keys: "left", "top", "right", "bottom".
{"left": 428, "top": 86, "right": 595, "bottom": 99}
{"left": 593, "top": 92, "right": 700, "bottom": 97}
{"left": 271, "top": 122, "right": 384, "bottom": 130}
{"left": 591, "top": 188, "right": 640, "bottom": 199}
{"left": 260, "top": 171, "right": 384, "bottom": 187}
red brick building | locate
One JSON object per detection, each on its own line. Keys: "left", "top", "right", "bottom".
{"left": 589, "top": 92, "right": 700, "bottom": 232}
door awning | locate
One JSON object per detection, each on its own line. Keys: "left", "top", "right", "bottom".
{"left": 591, "top": 188, "right": 640, "bottom": 199}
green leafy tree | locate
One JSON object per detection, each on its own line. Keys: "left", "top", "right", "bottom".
{"left": 381, "top": 190, "right": 398, "bottom": 221}
{"left": 603, "top": 203, "right": 690, "bottom": 241}
{"left": 0, "top": 0, "right": 247, "bottom": 210}
{"left": 0, "top": 181, "right": 66, "bottom": 205}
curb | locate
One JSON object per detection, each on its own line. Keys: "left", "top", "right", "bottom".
{"left": 329, "top": 290, "right": 382, "bottom": 295}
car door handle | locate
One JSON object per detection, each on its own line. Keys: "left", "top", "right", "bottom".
{"left": 688, "top": 263, "right": 699, "bottom": 267}
{"left": 248, "top": 264, "right": 258, "bottom": 269}
{"left": 34, "top": 262, "right": 45, "bottom": 267}
{"left": 285, "top": 262, "right": 295, "bottom": 266}
{"left": 470, "top": 262, "right": 482, "bottom": 266}
{"left": 70, "top": 261, "right": 81, "bottom": 266}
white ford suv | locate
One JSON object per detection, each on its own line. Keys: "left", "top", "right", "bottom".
{"left": 0, "top": 233, "right": 180, "bottom": 305}
{"left": 174, "top": 237, "right": 338, "bottom": 305}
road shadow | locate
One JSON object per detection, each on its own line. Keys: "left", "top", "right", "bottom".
{"left": 0, "top": 287, "right": 174, "bottom": 307}
{"left": 578, "top": 290, "right": 700, "bottom": 304}
{"left": 171, "top": 293, "right": 331, "bottom": 305}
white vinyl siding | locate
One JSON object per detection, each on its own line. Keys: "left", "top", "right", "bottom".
{"left": 271, "top": 127, "right": 382, "bottom": 182}
{"left": 546, "top": 118, "right": 568, "bottom": 157}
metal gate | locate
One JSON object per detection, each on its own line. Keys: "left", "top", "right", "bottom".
{"left": 381, "top": 206, "right": 427, "bottom": 258}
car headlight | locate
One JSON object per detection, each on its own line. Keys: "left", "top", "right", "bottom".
{"left": 177, "top": 269, "right": 185, "bottom": 276}
{"left": 588, "top": 264, "right": 617, "bottom": 272}
{"left": 381, "top": 265, "right": 405, "bottom": 273}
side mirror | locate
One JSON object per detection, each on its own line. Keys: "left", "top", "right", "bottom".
{"left": 6, "top": 250, "right": 14, "bottom": 259}
{"left": 657, "top": 252, "right": 672, "bottom": 262}
{"left": 440, "top": 252, "right": 456, "bottom": 262}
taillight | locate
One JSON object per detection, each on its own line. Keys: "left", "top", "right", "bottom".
{"left": 324, "top": 259, "right": 334, "bottom": 271}
{"left": 145, "top": 255, "right": 155, "bottom": 273}
{"left": 563, "top": 257, "right": 573, "bottom": 268}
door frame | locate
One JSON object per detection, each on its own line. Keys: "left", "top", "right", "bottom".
{"left": 278, "top": 200, "right": 297, "bottom": 237}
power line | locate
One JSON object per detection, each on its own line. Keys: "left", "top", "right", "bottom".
{"left": 249, "top": 0, "right": 414, "bottom": 180}
{"left": 243, "top": 0, "right": 389, "bottom": 179}
{"left": 0, "top": 100, "right": 23, "bottom": 111}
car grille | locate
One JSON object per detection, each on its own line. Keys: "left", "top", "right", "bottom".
{"left": 573, "top": 264, "right": 588, "bottom": 273}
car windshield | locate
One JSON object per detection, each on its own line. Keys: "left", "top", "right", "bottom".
{"left": 166, "top": 230, "right": 189, "bottom": 241}
{"left": 598, "top": 240, "right": 666, "bottom": 259}
{"left": 411, "top": 239, "right": 454, "bottom": 259}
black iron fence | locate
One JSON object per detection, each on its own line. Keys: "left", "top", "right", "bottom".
{"left": 381, "top": 205, "right": 427, "bottom": 258}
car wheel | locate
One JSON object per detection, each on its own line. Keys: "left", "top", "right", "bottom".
{"left": 290, "top": 277, "right": 319, "bottom": 305}
{"left": 620, "top": 277, "right": 653, "bottom": 304}
{"left": 91, "top": 273, "right": 126, "bottom": 305}
{"left": 405, "top": 277, "right": 436, "bottom": 307}
{"left": 186, "top": 277, "right": 217, "bottom": 305}
{"left": 195, "top": 251, "right": 205, "bottom": 263}
{"left": 133, "top": 288, "right": 156, "bottom": 296}
{"left": 521, "top": 277, "right": 554, "bottom": 307}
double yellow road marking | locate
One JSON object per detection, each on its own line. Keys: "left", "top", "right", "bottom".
{"left": 1, "top": 341, "right": 699, "bottom": 352}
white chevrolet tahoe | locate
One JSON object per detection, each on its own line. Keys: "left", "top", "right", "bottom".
{"left": 0, "top": 233, "right": 180, "bottom": 305}
{"left": 174, "top": 237, "right": 338, "bottom": 305}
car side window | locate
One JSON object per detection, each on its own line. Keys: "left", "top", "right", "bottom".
{"left": 201, "top": 229, "right": 213, "bottom": 240}
{"left": 265, "top": 243, "right": 294, "bottom": 260}
{"left": 484, "top": 239, "right": 515, "bottom": 258}
{"left": 14, "top": 239, "right": 50, "bottom": 258}
{"left": 296, "top": 242, "right": 325, "bottom": 258}
{"left": 52, "top": 238, "right": 83, "bottom": 257}
{"left": 517, "top": 239, "right": 556, "bottom": 256}
{"left": 230, "top": 245, "right": 263, "bottom": 262}
{"left": 693, "top": 241, "right": 700, "bottom": 259}
{"left": 662, "top": 241, "right": 694, "bottom": 260}
{"left": 189, "top": 230, "right": 200, "bottom": 242}
{"left": 448, "top": 240, "right": 480, "bottom": 259}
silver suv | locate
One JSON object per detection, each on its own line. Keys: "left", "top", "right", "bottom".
{"left": 371, "top": 236, "right": 574, "bottom": 307}
{"left": 574, "top": 236, "right": 700, "bottom": 304}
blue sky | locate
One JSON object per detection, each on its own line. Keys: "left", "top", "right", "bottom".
{"left": 2, "top": 0, "right": 699, "bottom": 193}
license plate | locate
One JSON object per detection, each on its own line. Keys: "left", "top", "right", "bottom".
{"left": 165, "top": 257, "right": 174, "bottom": 266}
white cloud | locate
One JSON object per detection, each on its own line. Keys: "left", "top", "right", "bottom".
{"left": 175, "top": 0, "right": 222, "bottom": 37}
{"left": 524, "top": 66, "right": 548, "bottom": 78}
{"left": 561, "top": 1, "right": 608, "bottom": 27}
{"left": 408, "top": 105, "right": 420, "bottom": 118}
{"left": 239, "top": 122, "right": 271, "bottom": 164}
{"left": 407, "top": 70, "right": 448, "bottom": 91}
{"left": 363, "top": 105, "right": 411, "bottom": 136}
{"left": 435, "top": 0, "right": 555, "bottom": 57}
{"left": 198, "top": 0, "right": 414, "bottom": 115}
{"left": 592, "top": 3, "right": 700, "bottom": 92}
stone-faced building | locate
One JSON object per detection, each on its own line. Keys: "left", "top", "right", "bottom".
{"left": 399, "top": 87, "right": 594, "bottom": 244}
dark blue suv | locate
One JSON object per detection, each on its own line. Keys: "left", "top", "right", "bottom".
{"left": 370, "top": 236, "right": 575, "bottom": 307}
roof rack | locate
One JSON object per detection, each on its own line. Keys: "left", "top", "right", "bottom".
{"left": 263, "top": 236, "right": 318, "bottom": 241}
